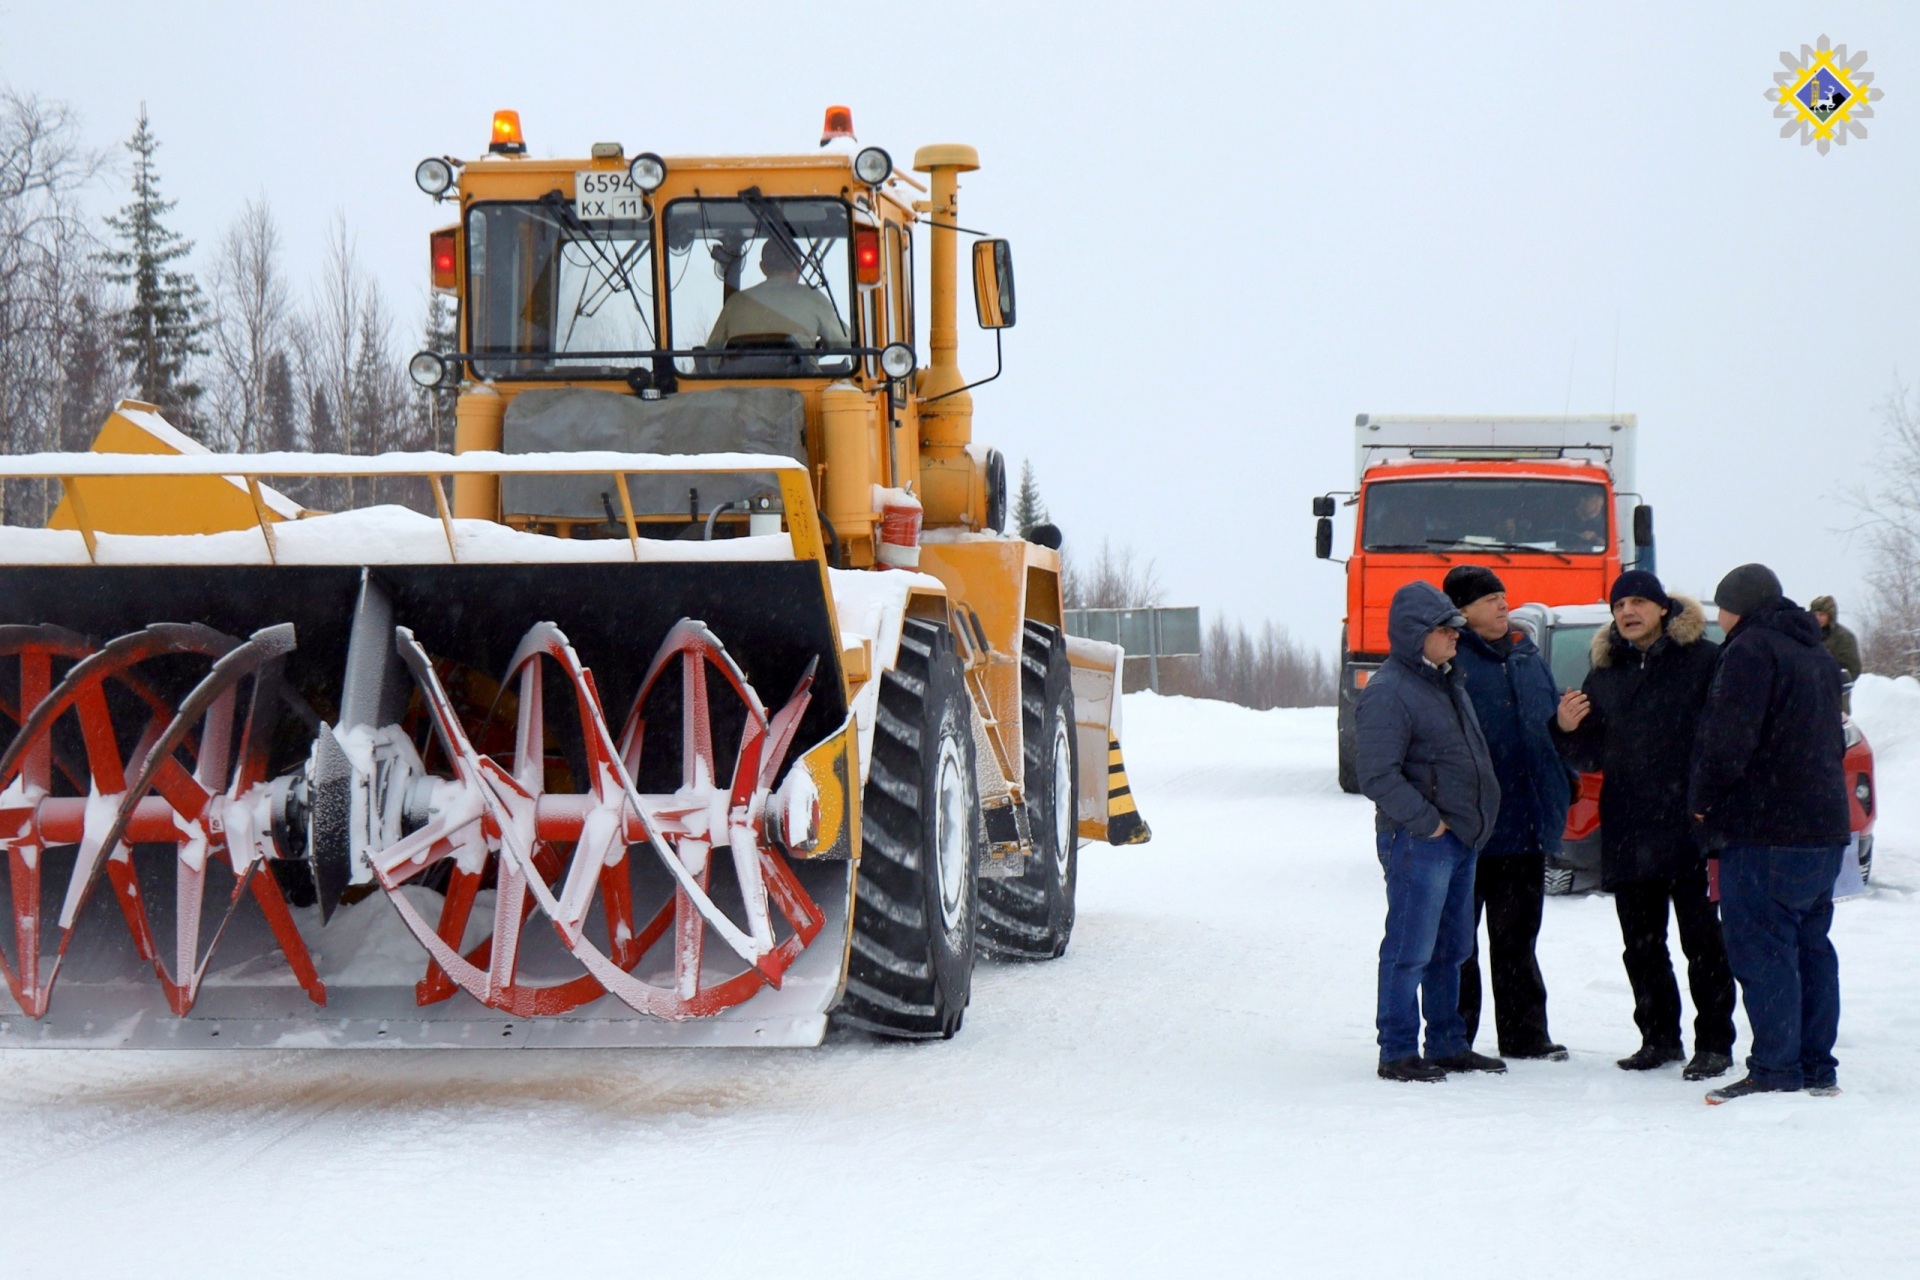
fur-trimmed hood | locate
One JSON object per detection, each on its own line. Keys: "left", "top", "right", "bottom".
{"left": 1590, "top": 595, "right": 1708, "bottom": 669}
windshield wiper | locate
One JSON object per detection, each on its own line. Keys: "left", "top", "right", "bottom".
{"left": 737, "top": 186, "right": 840, "bottom": 314}
{"left": 1428, "top": 537, "right": 1570, "bottom": 564}
{"left": 1363, "top": 542, "right": 1453, "bottom": 560}
{"left": 537, "top": 192, "right": 655, "bottom": 345}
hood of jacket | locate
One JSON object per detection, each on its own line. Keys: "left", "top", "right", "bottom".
{"left": 1388, "top": 581, "right": 1460, "bottom": 669}
{"left": 1729, "top": 595, "right": 1823, "bottom": 649}
{"left": 1591, "top": 594, "right": 1708, "bottom": 669}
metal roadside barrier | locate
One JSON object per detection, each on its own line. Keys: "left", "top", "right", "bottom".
{"left": 1064, "top": 606, "right": 1200, "bottom": 692}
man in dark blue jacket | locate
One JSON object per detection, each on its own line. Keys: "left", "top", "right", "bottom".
{"left": 1356, "top": 581, "right": 1506, "bottom": 1083}
{"left": 1443, "top": 565, "right": 1572, "bottom": 1061}
{"left": 1690, "top": 564, "right": 1850, "bottom": 1104}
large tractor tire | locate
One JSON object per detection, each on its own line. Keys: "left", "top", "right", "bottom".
{"left": 980, "top": 621, "right": 1078, "bottom": 960}
{"left": 836, "top": 618, "right": 981, "bottom": 1039}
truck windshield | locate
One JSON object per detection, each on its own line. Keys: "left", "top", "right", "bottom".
{"left": 466, "top": 201, "right": 656, "bottom": 380}
{"left": 663, "top": 196, "right": 855, "bottom": 378}
{"left": 1362, "top": 479, "right": 1610, "bottom": 555}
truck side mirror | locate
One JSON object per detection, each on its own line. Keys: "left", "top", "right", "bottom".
{"left": 972, "top": 239, "right": 1016, "bottom": 329}
{"left": 1311, "top": 496, "right": 1336, "bottom": 518}
{"left": 1633, "top": 504, "right": 1654, "bottom": 547}
{"left": 1315, "top": 517, "right": 1334, "bottom": 560}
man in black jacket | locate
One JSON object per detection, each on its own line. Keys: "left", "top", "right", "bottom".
{"left": 1690, "top": 564, "right": 1850, "bottom": 1104}
{"left": 1444, "top": 565, "right": 1571, "bottom": 1061}
{"left": 1553, "top": 570, "right": 1735, "bottom": 1080}
{"left": 1356, "top": 581, "right": 1506, "bottom": 1083}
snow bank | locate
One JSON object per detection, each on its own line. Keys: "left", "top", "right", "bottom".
{"left": 1851, "top": 673, "right": 1920, "bottom": 763}
{"left": 0, "top": 504, "right": 796, "bottom": 566}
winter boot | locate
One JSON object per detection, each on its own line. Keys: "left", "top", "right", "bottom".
{"left": 1682, "top": 1051, "right": 1734, "bottom": 1081}
{"left": 1705, "top": 1075, "right": 1795, "bottom": 1105}
{"left": 1806, "top": 1082, "right": 1843, "bottom": 1098}
{"left": 1616, "top": 1043, "right": 1683, "bottom": 1071}
{"left": 1431, "top": 1050, "right": 1508, "bottom": 1075}
{"left": 1378, "top": 1056, "right": 1447, "bottom": 1083}
{"left": 1503, "top": 1041, "right": 1569, "bottom": 1061}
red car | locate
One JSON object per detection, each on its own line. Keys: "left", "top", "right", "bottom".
{"left": 1510, "top": 603, "right": 1874, "bottom": 894}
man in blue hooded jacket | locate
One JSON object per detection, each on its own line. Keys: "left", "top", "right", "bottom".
{"left": 1356, "top": 580, "right": 1506, "bottom": 1083}
{"left": 1443, "top": 565, "right": 1573, "bottom": 1061}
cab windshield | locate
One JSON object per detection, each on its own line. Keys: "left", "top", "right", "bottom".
{"left": 1362, "top": 479, "right": 1611, "bottom": 555}
{"left": 663, "top": 196, "right": 856, "bottom": 378}
{"left": 466, "top": 200, "right": 656, "bottom": 380}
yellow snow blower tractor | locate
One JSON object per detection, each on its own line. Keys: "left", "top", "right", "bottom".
{"left": 0, "top": 108, "right": 1148, "bottom": 1047}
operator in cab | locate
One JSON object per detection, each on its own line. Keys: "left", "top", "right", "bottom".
{"left": 706, "top": 238, "right": 850, "bottom": 350}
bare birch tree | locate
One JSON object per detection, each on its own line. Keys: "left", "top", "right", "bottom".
{"left": 0, "top": 88, "right": 112, "bottom": 522}
{"left": 208, "top": 198, "right": 290, "bottom": 451}
{"left": 1853, "top": 380, "right": 1920, "bottom": 674}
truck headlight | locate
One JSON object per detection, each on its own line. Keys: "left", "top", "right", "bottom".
{"left": 415, "top": 158, "right": 454, "bottom": 198}
{"left": 627, "top": 152, "right": 667, "bottom": 193}
{"left": 879, "top": 342, "right": 915, "bottom": 380}
{"left": 408, "top": 351, "right": 450, "bottom": 389}
{"left": 853, "top": 146, "right": 893, "bottom": 186}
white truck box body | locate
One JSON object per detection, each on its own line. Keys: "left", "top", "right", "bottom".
{"left": 1352, "top": 414, "right": 1637, "bottom": 495}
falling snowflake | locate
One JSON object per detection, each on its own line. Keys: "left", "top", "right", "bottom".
{"left": 1769, "top": 34, "right": 1883, "bottom": 155}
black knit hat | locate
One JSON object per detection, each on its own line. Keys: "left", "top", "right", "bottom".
{"left": 1713, "top": 563, "right": 1783, "bottom": 617}
{"left": 1609, "top": 569, "right": 1671, "bottom": 612}
{"left": 1443, "top": 564, "right": 1506, "bottom": 609}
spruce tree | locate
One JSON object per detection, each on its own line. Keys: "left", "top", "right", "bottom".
{"left": 102, "top": 105, "right": 209, "bottom": 431}
{"left": 1014, "top": 458, "right": 1048, "bottom": 533}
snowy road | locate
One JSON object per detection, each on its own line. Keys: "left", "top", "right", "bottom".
{"left": 5, "top": 688, "right": 1920, "bottom": 1278}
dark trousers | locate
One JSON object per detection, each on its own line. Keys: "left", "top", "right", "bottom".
{"left": 1457, "top": 852, "right": 1551, "bottom": 1053}
{"left": 1719, "top": 845, "right": 1844, "bottom": 1089}
{"left": 1613, "top": 865, "right": 1737, "bottom": 1055}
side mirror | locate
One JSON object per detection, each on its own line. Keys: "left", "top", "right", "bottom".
{"left": 972, "top": 239, "right": 1016, "bottom": 329}
{"left": 1633, "top": 504, "right": 1655, "bottom": 547}
{"left": 1311, "top": 496, "right": 1336, "bottom": 518}
{"left": 1315, "top": 517, "right": 1334, "bottom": 560}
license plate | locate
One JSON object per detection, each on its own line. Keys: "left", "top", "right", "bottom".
{"left": 574, "top": 171, "right": 647, "bottom": 221}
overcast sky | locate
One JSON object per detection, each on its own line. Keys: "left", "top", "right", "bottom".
{"left": 4, "top": 1, "right": 1917, "bottom": 651}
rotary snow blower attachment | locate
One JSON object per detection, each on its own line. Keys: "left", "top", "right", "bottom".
{"left": 0, "top": 109, "right": 1149, "bottom": 1049}
{"left": 0, "top": 452, "right": 859, "bottom": 1046}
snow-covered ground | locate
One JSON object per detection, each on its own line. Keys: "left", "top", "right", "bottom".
{"left": 6, "top": 685, "right": 1920, "bottom": 1277}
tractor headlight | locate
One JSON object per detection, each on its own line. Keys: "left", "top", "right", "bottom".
{"left": 853, "top": 146, "right": 893, "bottom": 186}
{"left": 627, "top": 152, "right": 667, "bottom": 193}
{"left": 415, "top": 157, "right": 454, "bottom": 198}
{"left": 407, "top": 351, "right": 450, "bottom": 389}
{"left": 879, "top": 342, "right": 915, "bottom": 380}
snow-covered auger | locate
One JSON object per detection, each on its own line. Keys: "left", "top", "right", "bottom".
{"left": 0, "top": 111, "right": 1147, "bottom": 1048}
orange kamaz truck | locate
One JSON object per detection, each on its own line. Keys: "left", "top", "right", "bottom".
{"left": 1313, "top": 414, "right": 1654, "bottom": 792}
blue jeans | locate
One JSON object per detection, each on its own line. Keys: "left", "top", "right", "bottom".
{"left": 1376, "top": 828, "right": 1478, "bottom": 1062}
{"left": 1719, "top": 845, "right": 1844, "bottom": 1090}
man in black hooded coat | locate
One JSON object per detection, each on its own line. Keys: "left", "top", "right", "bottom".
{"left": 1689, "top": 563, "right": 1849, "bottom": 1104}
{"left": 1552, "top": 570, "right": 1735, "bottom": 1080}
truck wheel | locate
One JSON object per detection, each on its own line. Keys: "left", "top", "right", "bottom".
{"left": 1336, "top": 638, "right": 1360, "bottom": 794}
{"left": 836, "top": 618, "right": 980, "bottom": 1039}
{"left": 1337, "top": 730, "right": 1359, "bottom": 794}
{"left": 980, "top": 622, "right": 1078, "bottom": 960}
